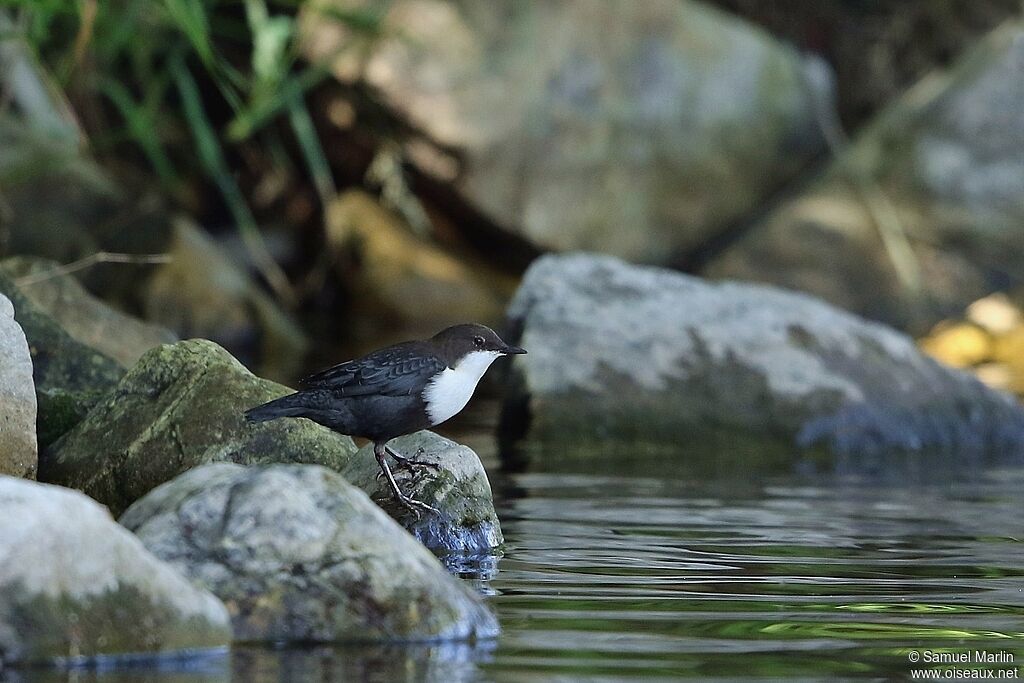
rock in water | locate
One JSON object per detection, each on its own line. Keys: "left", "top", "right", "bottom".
{"left": 42, "top": 339, "right": 357, "bottom": 516}
{"left": 0, "top": 476, "right": 230, "bottom": 665}
{"left": 706, "top": 21, "right": 1024, "bottom": 334}
{"left": 0, "top": 294, "right": 37, "bottom": 478}
{"left": 305, "top": 0, "right": 831, "bottom": 265}
{"left": 119, "top": 463, "right": 499, "bottom": 643}
{"left": 501, "top": 254, "right": 1024, "bottom": 472}
{"left": 343, "top": 431, "right": 502, "bottom": 554}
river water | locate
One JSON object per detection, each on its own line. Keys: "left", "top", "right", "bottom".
{"left": 7, "top": 429, "right": 1024, "bottom": 682}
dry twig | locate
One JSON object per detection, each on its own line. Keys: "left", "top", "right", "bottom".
{"left": 13, "top": 251, "right": 171, "bottom": 287}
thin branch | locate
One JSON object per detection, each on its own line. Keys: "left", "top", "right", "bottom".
{"left": 13, "top": 251, "right": 171, "bottom": 287}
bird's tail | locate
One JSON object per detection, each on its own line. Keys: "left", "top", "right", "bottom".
{"left": 244, "top": 392, "right": 310, "bottom": 423}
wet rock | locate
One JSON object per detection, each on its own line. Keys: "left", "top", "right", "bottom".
{"left": 119, "top": 463, "right": 499, "bottom": 643}
{"left": 0, "top": 294, "right": 37, "bottom": 478}
{"left": 306, "top": 0, "right": 830, "bottom": 265}
{"left": 343, "top": 431, "right": 502, "bottom": 554}
{"left": 42, "top": 339, "right": 357, "bottom": 517}
{"left": 0, "top": 271, "right": 124, "bottom": 448}
{"left": 706, "top": 21, "right": 1024, "bottom": 334}
{"left": 0, "top": 256, "right": 177, "bottom": 367}
{"left": 501, "top": 253, "right": 1024, "bottom": 470}
{"left": 326, "top": 191, "right": 508, "bottom": 341}
{"left": 143, "top": 221, "right": 308, "bottom": 383}
{"left": 0, "top": 476, "right": 230, "bottom": 665}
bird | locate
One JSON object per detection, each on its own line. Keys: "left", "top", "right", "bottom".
{"left": 245, "top": 323, "right": 526, "bottom": 516}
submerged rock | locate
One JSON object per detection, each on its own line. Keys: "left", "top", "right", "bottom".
{"left": 0, "top": 294, "right": 37, "bottom": 478}
{"left": 0, "top": 476, "right": 230, "bottom": 666}
{"left": 0, "top": 256, "right": 177, "bottom": 367}
{"left": 306, "top": 0, "right": 830, "bottom": 265}
{"left": 42, "top": 339, "right": 357, "bottom": 517}
{"left": 501, "top": 253, "right": 1024, "bottom": 471}
{"left": 119, "top": 463, "right": 499, "bottom": 643}
{"left": 343, "top": 431, "right": 502, "bottom": 554}
{"left": 0, "top": 272, "right": 124, "bottom": 447}
{"left": 706, "top": 21, "right": 1024, "bottom": 334}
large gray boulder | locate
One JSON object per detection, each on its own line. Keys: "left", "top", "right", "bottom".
{"left": 706, "top": 21, "right": 1024, "bottom": 334}
{"left": 42, "top": 339, "right": 357, "bottom": 517}
{"left": 0, "top": 294, "right": 36, "bottom": 478}
{"left": 343, "top": 431, "right": 502, "bottom": 554}
{"left": 0, "top": 476, "right": 230, "bottom": 665}
{"left": 501, "top": 254, "right": 1024, "bottom": 470}
{"left": 119, "top": 463, "right": 499, "bottom": 643}
{"left": 306, "top": 0, "right": 830, "bottom": 265}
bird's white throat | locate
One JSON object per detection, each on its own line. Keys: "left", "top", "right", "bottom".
{"left": 422, "top": 350, "right": 502, "bottom": 425}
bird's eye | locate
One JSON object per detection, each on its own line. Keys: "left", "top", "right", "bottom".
{"left": 473, "top": 335, "right": 485, "bottom": 348}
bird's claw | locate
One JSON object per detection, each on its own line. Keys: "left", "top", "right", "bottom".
{"left": 395, "top": 458, "right": 441, "bottom": 474}
{"left": 396, "top": 493, "right": 439, "bottom": 519}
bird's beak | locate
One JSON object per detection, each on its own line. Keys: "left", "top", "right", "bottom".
{"left": 502, "top": 344, "right": 527, "bottom": 355}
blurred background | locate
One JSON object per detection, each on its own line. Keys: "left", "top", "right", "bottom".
{"left": 1, "top": 0, "right": 1023, "bottom": 392}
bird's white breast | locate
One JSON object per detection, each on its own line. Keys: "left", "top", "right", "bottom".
{"left": 422, "top": 350, "right": 501, "bottom": 425}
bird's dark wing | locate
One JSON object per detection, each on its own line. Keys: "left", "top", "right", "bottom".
{"left": 299, "top": 342, "right": 445, "bottom": 397}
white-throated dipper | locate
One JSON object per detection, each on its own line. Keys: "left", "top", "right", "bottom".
{"left": 245, "top": 323, "right": 526, "bottom": 516}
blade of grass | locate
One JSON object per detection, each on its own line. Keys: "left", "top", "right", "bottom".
{"left": 287, "top": 94, "right": 334, "bottom": 207}
{"left": 170, "top": 53, "right": 296, "bottom": 306}
{"left": 98, "top": 76, "right": 177, "bottom": 183}
{"left": 226, "top": 63, "right": 328, "bottom": 141}
{"left": 162, "top": 0, "right": 213, "bottom": 69}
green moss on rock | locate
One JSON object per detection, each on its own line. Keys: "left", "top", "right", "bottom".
{"left": 42, "top": 339, "right": 357, "bottom": 516}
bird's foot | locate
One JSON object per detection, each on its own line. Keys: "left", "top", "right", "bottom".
{"left": 385, "top": 445, "right": 441, "bottom": 474}
{"left": 393, "top": 490, "right": 440, "bottom": 519}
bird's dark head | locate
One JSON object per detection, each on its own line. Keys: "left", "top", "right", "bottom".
{"left": 430, "top": 323, "right": 526, "bottom": 366}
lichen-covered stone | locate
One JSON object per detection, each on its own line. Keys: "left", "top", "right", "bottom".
{"left": 0, "top": 272, "right": 124, "bottom": 447}
{"left": 706, "top": 21, "right": 1024, "bottom": 334}
{"left": 119, "top": 463, "right": 499, "bottom": 643}
{"left": 0, "top": 294, "right": 37, "bottom": 478}
{"left": 42, "top": 339, "right": 357, "bottom": 517}
{"left": 0, "top": 476, "right": 230, "bottom": 665}
{"left": 343, "top": 431, "right": 502, "bottom": 554}
{"left": 501, "top": 253, "right": 1024, "bottom": 470}
{"left": 0, "top": 256, "right": 177, "bottom": 367}
{"left": 304, "top": 0, "right": 831, "bottom": 265}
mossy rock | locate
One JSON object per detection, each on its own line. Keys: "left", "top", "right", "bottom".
{"left": 343, "top": 431, "right": 503, "bottom": 554}
{"left": 42, "top": 339, "right": 357, "bottom": 516}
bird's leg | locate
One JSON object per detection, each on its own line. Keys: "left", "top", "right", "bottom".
{"left": 373, "top": 442, "right": 438, "bottom": 518}
{"left": 385, "top": 444, "right": 441, "bottom": 473}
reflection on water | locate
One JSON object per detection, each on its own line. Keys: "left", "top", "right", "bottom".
{"left": 6, "top": 454, "right": 1024, "bottom": 681}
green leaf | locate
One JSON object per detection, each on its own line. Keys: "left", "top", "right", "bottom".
{"left": 162, "top": 0, "right": 213, "bottom": 68}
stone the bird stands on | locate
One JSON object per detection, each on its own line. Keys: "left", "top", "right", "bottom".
{"left": 245, "top": 324, "right": 525, "bottom": 515}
